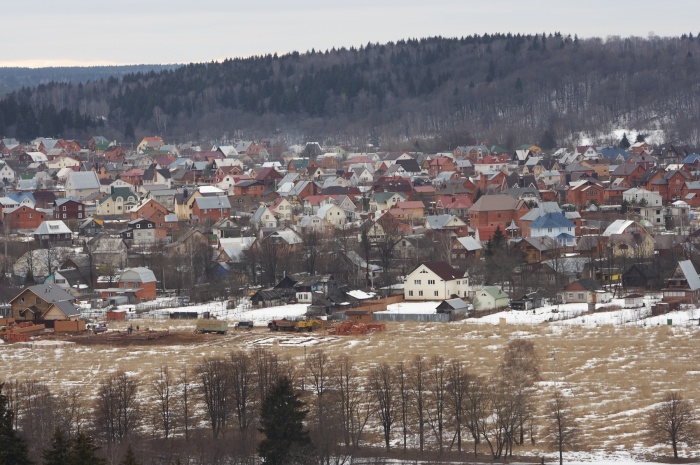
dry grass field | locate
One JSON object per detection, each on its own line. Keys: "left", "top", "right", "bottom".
{"left": 2, "top": 318, "right": 700, "bottom": 461}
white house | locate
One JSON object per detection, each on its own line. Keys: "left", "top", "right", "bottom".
{"left": 251, "top": 205, "right": 278, "bottom": 229}
{"left": 623, "top": 187, "right": 662, "bottom": 207}
{"left": 529, "top": 212, "right": 576, "bottom": 245}
{"left": 404, "top": 261, "right": 469, "bottom": 301}
{"left": 0, "top": 162, "right": 16, "bottom": 183}
{"left": 316, "top": 203, "right": 346, "bottom": 228}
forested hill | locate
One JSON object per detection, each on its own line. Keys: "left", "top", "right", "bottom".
{"left": 2, "top": 34, "right": 700, "bottom": 148}
{"left": 0, "top": 65, "right": 180, "bottom": 96}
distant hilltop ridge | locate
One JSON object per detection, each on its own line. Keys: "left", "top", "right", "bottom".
{"left": 1, "top": 34, "right": 699, "bottom": 147}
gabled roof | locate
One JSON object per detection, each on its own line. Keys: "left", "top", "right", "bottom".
{"left": 421, "top": 261, "right": 464, "bottom": 281}
{"left": 470, "top": 193, "right": 524, "bottom": 212}
{"left": 425, "top": 214, "right": 465, "bottom": 229}
{"left": 12, "top": 284, "right": 73, "bottom": 305}
{"left": 35, "top": 220, "right": 72, "bottom": 235}
{"left": 676, "top": 260, "right": 700, "bottom": 291}
{"left": 455, "top": 236, "right": 482, "bottom": 251}
{"left": 530, "top": 212, "right": 574, "bottom": 230}
{"left": 67, "top": 171, "right": 100, "bottom": 189}
{"left": 194, "top": 196, "right": 231, "bottom": 209}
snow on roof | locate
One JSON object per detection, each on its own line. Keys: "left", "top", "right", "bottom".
{"left": 603, "top": 219, "right": 634, "bottom": 237}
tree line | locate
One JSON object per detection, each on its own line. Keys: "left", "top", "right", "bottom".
{"left": 2, "top": 34, "right": 700, "bottom": 147}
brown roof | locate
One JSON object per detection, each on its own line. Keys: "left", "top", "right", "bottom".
{"left": 422, "top": 261, "right": 464, "bottom": 281}
{"left": 469, "top": 193, "right": 522, "bottom": 212}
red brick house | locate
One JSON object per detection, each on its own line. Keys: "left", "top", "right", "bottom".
{"left": 5, "top": 206, "right": 47, "bottom": 230}
{"left": 567, "top": 180, "right": 605, "bottom": 208}
{"left": 610, "top": 163, "right": 646, "bottom": 188}
{"left": 469, "top": 193, "right": 529, "bottom": 240}
{"left": 130, "top": 199, "right": 172, "bottom": 226}
{"left": 428, "top": 157, "right": 456, "bottom": 177}
{"left": 104, "top": 146, "right": 127, "bottom": 163}
{"left": 648, "top": 170, "right": 689, "bottom": 203}
{"left": 191, "top": 196, "right": 232, "bottom": 224}
{"left": 101, "top": 267, "right": 158, "bottom": 302}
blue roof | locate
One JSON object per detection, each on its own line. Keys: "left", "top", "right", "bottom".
{"left": 683, "top": 153, "right": 700, "bottom": 164}
{"left": 7, "top": 192, "right": 36, "bottom": 203}
{"left": 599, "top": 147, "right": 629, "bottom": 160}
{"left": 530, "top": 212, "right": 574, "bottom": 229}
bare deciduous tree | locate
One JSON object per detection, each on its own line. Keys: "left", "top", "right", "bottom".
{"left": 229, "top": 350, "right": 255, "bottom": 436}
{"left": 410, "top": 355, "right": 427, "bottom": 452}
{"left": 94, "top": 371, "right": 140, "bottom": 443}
{"left": 195, "top": 356, "right": 231, "bottom": 439}
{"left": 427, "top": 355, "right": 448, "bottom": 454}
{"left": 369, "top": 363, "right": 396, "bottom": 450}
{"left": 152, "top": 365, "right": 174, "bottom": 439}
{"left": 395, "top": 361, "right": 411, "bottom": 451}
{"left": 647, "top": 391, "right": 699, "bottom": 459}
{"left": 446, "top": 359, "right": 470, "bottom": 453}
{"left": 547, "top": 391, "right": 579, "bottom": 465}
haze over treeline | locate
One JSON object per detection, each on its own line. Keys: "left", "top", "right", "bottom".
{"left": 1, "top": 33, "right": 700, "bottom": 149}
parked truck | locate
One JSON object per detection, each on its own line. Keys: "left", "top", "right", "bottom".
{"left": 196, "top": 319, "right": 228, "bottom": 334}
{"left": 268, "top": 317, "right": 324, "bottom": 332}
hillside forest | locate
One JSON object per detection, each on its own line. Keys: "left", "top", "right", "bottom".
{"left": 1, "top": 33, "right": 700, "bottom": 150}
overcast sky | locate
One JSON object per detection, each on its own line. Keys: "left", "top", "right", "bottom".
{"left": 3, "top": 1, "right": 698, "bottom": 67}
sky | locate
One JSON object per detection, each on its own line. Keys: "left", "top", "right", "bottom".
{"left": 3, "top": 0, "right": 700, "bottom": 67}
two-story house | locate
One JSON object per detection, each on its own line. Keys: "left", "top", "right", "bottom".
{"left": 404, "top": 261, "right": 469, "bottom": 301}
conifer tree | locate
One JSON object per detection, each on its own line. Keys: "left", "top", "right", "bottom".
{"left": 119, "top": 445, "right": 140, "bottom": 465}
{"left": 619, "top": 132, "right": 631, "bottom": 149}
{"left": 0, "top": 383, "right": 31, "bottom": 465}
{"left": 42, "top": 428, "right": 71, "bottom": 465}
{"left": 258, "top": 376, "right": 313, "bottom": 465}
{"left": 68, "top": 432, "right": 106, "bottom": 465}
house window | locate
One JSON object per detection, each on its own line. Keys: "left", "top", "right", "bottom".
{"left": 29, "top": 213, "right": 33, "bottom": 218}
{"left": 578, "top": 293, "right": 584, "bottom": 299}
{"left": 409, "top": 290, "right": 414, "bottom": 296}
{"left": 63, "top": 206, "right": 66, "bottom": 211}
{"left": 428, "top": 280, "right": 435, "bottom": 285}
{"left": 567, "top": 293, "right": 573, "bottom": 299}
{"left": 414, "top": 280, "right": 421, "bottom": 285}
{"left": 78, "top": 213, "right": 82, "bottom": 218}
{"left": 419, "top": 291, "right": 423, "bottom": 296}
{"left": 434, "top": 291, "right": 439, "bottom": 297}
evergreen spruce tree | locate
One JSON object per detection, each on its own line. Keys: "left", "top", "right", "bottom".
{"left": 119, "top": 445, "right": 140, "bottom": 465}
{"left": 42, "top": 428, "right": 71, "bottom": 465}
{"left": 619, "top": 132, "right": 631, "bottom": 149}
{"left": 258, "top": 376, "right": 313, "bottom": 465}
{"left": 491, "top": 225, "right": 506, "bottom": 250}
{"left": 68, "top": 432, "right": 106, "bottom": 465}
{"left": 0, "top": 383, "right": 32, "bottom": 465}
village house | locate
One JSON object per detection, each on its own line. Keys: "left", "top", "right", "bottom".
{"left": 96, "top": 187, "right": 140, "bottom": 216}
{"left": 662, "top": 260, "right": 700, "bottom": 305}
{"left": 404, "top": 261, "right": 469, "bottom": 301}
{"left": 469, "top": 193, "right": 529, "bottom": 240}
{"left": 52, "top": 198, "right": 85, "bottom": 221}
{"left": 472, "top": 286, "right": 509, "bottom": 311}
{"left": 191, "top": 195, "right": 232, "bottom": 224}
{"left": 34, "top": 220, "right": 73, "bottom": 245}
{"left": 10, "top": 284, "right": 78, "bottom": 324}
{"left": 101, "top": 267, "right": 158, "bottom": 303}
{"left": 65, "top": 171, "right": 100, "bottom": 200}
